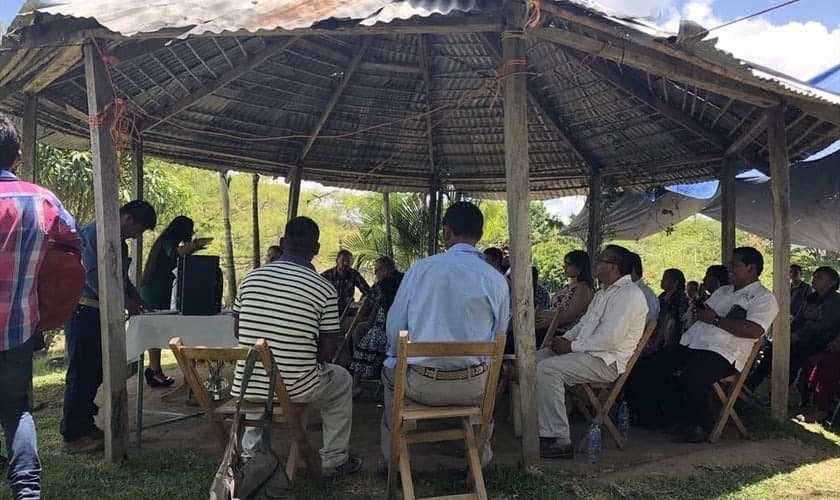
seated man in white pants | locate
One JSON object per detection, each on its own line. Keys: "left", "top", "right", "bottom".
{"left": 537, "top": 244, "right": 648, "bottom": 459}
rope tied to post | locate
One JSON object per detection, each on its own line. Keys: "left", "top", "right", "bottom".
{"left": 88, "top": 38, "right": 140, "bottom": 163}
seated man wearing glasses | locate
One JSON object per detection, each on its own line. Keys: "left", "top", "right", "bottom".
{"left": 537, "top": 244, "right": 648, "bottom": 459}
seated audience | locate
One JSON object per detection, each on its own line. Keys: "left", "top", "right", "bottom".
{"left": 381, "top": 202, "right": 509, "bottom": 467}
{"left": 532, "top": 266, "right": 551, "bottom": 311}
{"left": 626, "top": 247, "right": 778, "bottom": 443}
{"left": 537, "top": 244, "right": 647, "bottom": 459}
{"left": 349, "top": 256, "right": 403, "bottom": 396}
{"left": 264, "top": 244, "right": 282, "bottom": 264}
{"left": 797, "top": 335, "right": 840, "bottom": 423}
{"left": 686, "top": 280, "right": 700, "bottom": 302}
{"left": 790, "top": 264, "right": 811, "bottom": 316}
{"left": 654, "top": 268, "right": 688, "bottom": 349}
{"left": 321, "top": 249, "right": 370, "bottom": 316}
{"left": 483, "top": 247, "right": 504, "bottom": 273}
{"left": 684, "top": 265, "right": 729, "bottom": 331}
{"left": 630, "top": 252, "right": 660, "bottom": 323}
{"left": 543, "top": 250, "right": 595, "bottom": 346}
{"left": 231, "top": 216, "right": 361, "bottom": 478}
{"left": 747, "top": 266, "right": 840, "bottom": 391}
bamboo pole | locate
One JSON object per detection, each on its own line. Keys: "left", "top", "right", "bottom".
{"left": 383, "top": 192, "right": 394, "bottom": 259}
{"left": 287, "top": 167, "right": 302, "bottom": 221}
{"left": 502, "top": 17, "right": 539, "bottom": 465}
{"left": 219, "top": 172, "right": 237, "bottom": 307}
{"left": 84, "top": 39, "right": 128, "bottom": 463}
{"left": 587, "top": 165, "right": 602, "bottom": 259}
{"left": 720, "top": 156, "right": 736, "bottom": 264}
{"left": 20, "top": 92, "right": 38, "bottom": 182}
{"left": 251, "top": 173, "right": 260, "bottom": 268}
{"left": 130, "top": 139, "right": 144, "bottom": 285}
{"left": 768, "top": 104, "right": 791, "bottom": 422}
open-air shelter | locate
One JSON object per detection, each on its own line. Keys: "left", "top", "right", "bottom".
{"left": 2, "top": 0, "right": 839, "bottom": 465}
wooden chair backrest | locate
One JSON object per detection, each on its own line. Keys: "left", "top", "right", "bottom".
{"left": 339, "top": 299, "right": 363, "bottom": 324}
{"left": 608, "top": 320, "right": 657, "bottom": 389}
{"left": 393, "top": 330, "right": 507, "bottom": 425}
{"left": 723, "top": 337, "right": 763, "bottom": 385}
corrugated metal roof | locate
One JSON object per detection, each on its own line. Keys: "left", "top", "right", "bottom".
{"left": 1, "top": 0, "right": 838, "bottom": 197}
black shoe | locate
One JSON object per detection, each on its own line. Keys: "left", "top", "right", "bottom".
{"left": 539, "top": 439, "right": 574, "bottom": 459}
{"left": 145, "top": 368, "right": 175, "bottom": 387}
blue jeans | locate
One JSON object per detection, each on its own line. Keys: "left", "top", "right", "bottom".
{"left": 60, "top": 305, "right": 102, "bottom": 441}
{"left": 0, "top": 335, "right": 41, "bottom": 499}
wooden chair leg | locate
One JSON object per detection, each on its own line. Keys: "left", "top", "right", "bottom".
{"left": 709, "top": 382, "right": 732, "bottom": 443}
{"left": 463, "top": 419, "right": 488, "bottom": 500}
{"left": 286, "top": 410, "right": 321, "bottom": 485}
{"left": 398, "top": 438, "right": 416, "bottom": 500}
{"left": 387, "top": 422, "right": 403, "bottom": 500}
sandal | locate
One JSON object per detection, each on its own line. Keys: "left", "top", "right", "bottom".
{"left": 144, "top": 368, "right": 175, "bottom": 387}
{"left": 323, "top": 456, "right": 363, "bottom": 478}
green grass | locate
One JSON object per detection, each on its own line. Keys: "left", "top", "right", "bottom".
{"left": 3, "top": 347, "right": 839, "bottom": 499}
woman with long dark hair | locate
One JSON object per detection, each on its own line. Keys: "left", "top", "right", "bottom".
{"left": 541, "top": 250, "right": 595, "bottom": 347}
{"left": 656, "top": 268, "right": 688, "bottom": 348}
{"left": 139, "top": 216, "right": 212, "bottom": 386}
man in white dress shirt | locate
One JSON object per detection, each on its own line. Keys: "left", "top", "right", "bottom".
{"left": 537, "top": 244, "right": 648, "bottom": 459}
{"left": 630, "top": 252, "right": 660, "bottom": 323}
{"left": 626, "top": 247, "right": 778, "bottom": 443}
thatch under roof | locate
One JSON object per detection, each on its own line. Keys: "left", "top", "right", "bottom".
{"left": 1, "top": 0, "right": 838, "bottom": 198}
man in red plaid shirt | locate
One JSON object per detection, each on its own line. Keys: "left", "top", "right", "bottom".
{"left": 0, "top": 113, "right": 80, "bottom": 499}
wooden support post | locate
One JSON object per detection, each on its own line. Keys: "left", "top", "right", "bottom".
{"left": 586, "top": 165, "right": 602, "bottom": 259}
{"left": 130, "top": 140, "right": 144, "bottom": 285}
{"left": 251, "top": 173, "right": 260, "bottom": 268}
{"left": 84, "top": 39, "right": 128, "bottom": 463}
{"left": 768, "top": 104, "right": 791, "bottom": 422}
{"left": 219, "top": 172, "right": 236, "bottom": 307}
{"left": 20, "top": 93, "right": 38, "bottom": 182}
{"left": 383, "top": 192, "right": 394, "bottom": 259}
{"left": 287, "top": 167, "right": 302, "bottom": 221}
{"left": 720, "top": 156, "right": 736, "bottom": 264}
{"left": 435, "top": 189, "right": 443, "bottom": 255}
{"left": 502, "top": 20, "right": 539, "bottom": 465}
{"left": 427, "top": 182, "right": 438, "bottom": 256}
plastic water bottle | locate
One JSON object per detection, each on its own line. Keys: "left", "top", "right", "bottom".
{"left": 587, "top": 418, "right": 601, "bottom": 464}
{"left": 618, "top": 401, "right": 630, "bottom": 441}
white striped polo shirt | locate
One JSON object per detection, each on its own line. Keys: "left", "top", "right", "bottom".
{"left": 231, "top": 259, "right": 341, "bottom": 401}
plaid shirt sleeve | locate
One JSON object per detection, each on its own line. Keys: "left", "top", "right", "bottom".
{"left": 41, "top": 192, "right": 80, "bottom": 251}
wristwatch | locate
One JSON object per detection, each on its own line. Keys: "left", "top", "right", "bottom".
{"left": 712, "top": 316, "right": 722, "bottom": 326}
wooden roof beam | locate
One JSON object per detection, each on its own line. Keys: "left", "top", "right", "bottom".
{"left": 139, "top": 36, "right": 301, "bottom": 133}
{"left": 584, "top": 59, "right": 730, "bottom": 151}
{"left": 418, "top": 35, "right": 438, "bottom": 178}
{"left": 294, "top": 38, "right": 421, "bottom": 74}
{"left": 531, "top": 26, "right": 779, "bottom": 108}
{"left": 295, "top": 36, "right": 373, "bottom": 165}
{"left": 480, "top": 34, "right": 598, "bottom": 169}
{"left": 726, "top": 111, "right": 767, "bottom": 156}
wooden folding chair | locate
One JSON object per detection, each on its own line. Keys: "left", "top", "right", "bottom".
{"left": 387, "top": 331, "right": 507, "bottom": 500}
{"left": 169, "top": 337, "right": 322, "bottom": 485}
{"left": 575, "top": 320, "right": 657, "bottom": 452}
{"left": 332, "top": 296, "right": 378, "bottom": 365}
{"left": 708, "top": 339, "right": 763, "bottom": 443}
{"left": 539, "top": 305, "right": 568, "bottom": 350}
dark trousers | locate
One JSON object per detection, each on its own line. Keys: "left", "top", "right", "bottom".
{"left": 626, "top": 345, "right": 736, "bottom": 432}
{"left": 60, "top": 305, "right": 102, "bottom": 442}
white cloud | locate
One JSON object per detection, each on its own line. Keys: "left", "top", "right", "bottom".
{"left": 662, "top": 0, "right": 840, "bottom": 81}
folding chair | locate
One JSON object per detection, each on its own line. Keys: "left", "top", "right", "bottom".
{"left": 539, "top": 305, "right": 568, "bottom": 350}
{"left": 332, "top": 296, "right": 378, "bottom": 365}
{"left": 169, "top": 337, "right": 322, "bottom": 485}
{"left": 387, "top": 331, "right": 507, "bottom": 500}
{"left": 708, "top": 339, "right": 763, "bottom": 443}
{"left": 575, "top": 320, "right": 657, "bottom": 452}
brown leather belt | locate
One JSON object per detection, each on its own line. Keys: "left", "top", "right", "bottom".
{"left": 78, "top": 297, "right": 100, "bottom": 308}
{"left": 410, "top": 364, "right": 487, "bottom": 381}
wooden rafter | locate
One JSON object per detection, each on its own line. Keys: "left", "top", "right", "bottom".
{"left": 295, "top": 36, "right": 373, "bottom": 165}
{"left": 480, "top": 34, "right": 598, "bottom": 169}
{"left": 726, "top": 111, "right": 768, "bottom": 156}
{"left": 531, "top": 26, "right": 779, "bottom": 107}
{"left": 140, "top": 37, "right": 301, "bottom": 132}
{"left": 583, "top": 58, "right": 730, "bottom": 151}
{"left": 418, "top": 35, "right": 437, "bottom": 177}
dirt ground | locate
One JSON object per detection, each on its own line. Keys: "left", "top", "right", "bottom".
{"left": 113, "top": 368, "right": 831, "bottom": 481}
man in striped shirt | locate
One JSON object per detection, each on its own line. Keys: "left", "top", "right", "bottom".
{"left": 1, "top": 113, "right": 80, "bottom": 499}
{"left": 232, "top": 216, "right": 361, "bottom": 478}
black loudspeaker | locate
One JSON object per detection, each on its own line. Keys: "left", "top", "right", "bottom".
{"left": 177, "top": 255, "right": 222, "bottom": 315}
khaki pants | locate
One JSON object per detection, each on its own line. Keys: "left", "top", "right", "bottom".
{"left": 242, "top": 363, "right": 352, "bottom": 468}
{"left": 380, "top": 365, "right": 493, "bottom": 464}
{"left": 535, "top": 349, "right": 618, "bottom": 444}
